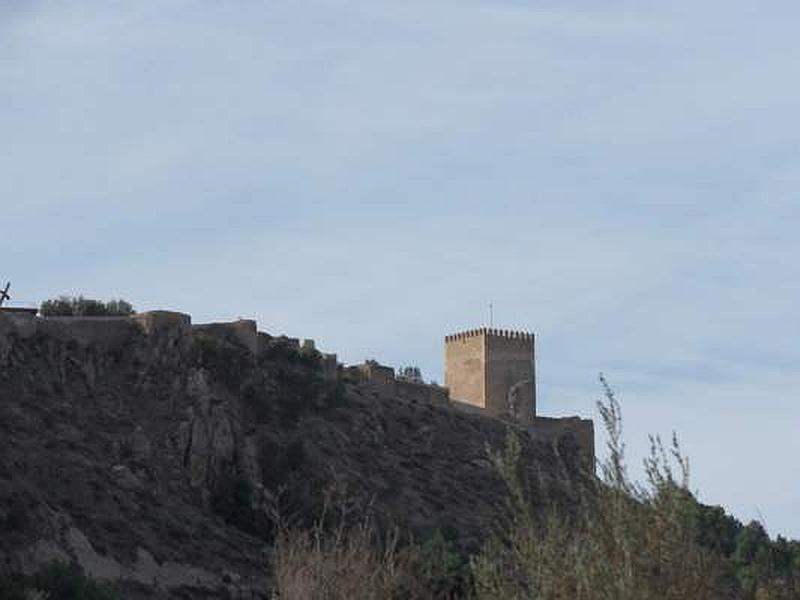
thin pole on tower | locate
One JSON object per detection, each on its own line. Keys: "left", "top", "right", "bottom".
{"left": 489, "top": 302, "right": 493, "bottom": 328}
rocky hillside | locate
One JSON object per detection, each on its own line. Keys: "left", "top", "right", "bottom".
{"left": 0, "top": 312, "right": 588, "bottom": 598}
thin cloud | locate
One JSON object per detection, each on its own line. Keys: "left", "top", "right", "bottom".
{"left": 2, "top": 1, "right": 800, "bottom": 537}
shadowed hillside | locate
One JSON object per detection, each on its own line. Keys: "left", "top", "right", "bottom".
{"left": 0, "top": 311, "right": 588, "bottom": 598}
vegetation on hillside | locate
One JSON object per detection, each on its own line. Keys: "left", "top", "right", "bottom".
{"left": 268, "top": 375, "right": 800, "bottom": 599}
{"left": 0, "top": 561, "right": 115, "bottom": 600}
{"left": 39, "top": 296, "right": 134, "bottom": 317}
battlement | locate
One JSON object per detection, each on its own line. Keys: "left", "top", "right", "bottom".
{"left": 0, "top": 304, "right": 592, "bottom": 466}
{"left": 445, "top": 328, "right": 534, "bottom": 343}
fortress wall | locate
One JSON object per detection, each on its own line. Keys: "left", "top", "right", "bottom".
{"left": 0, "top": 311, "right": 37, "bottom": 364}
{"left": 131, "top": 311, "right": 191, "bottom": 336}
{"left": 485, "top": 331, "right": 536, "bottom": 421}
{"left": 444, "top": 331, "right": 486, "bottom": 409}
{"left": 256, "top": 332, "right": 272, "bottom": 355}
{"left": 321, "top": 353, "right": 339, "bottom": 380}
{"left": 0, "top": 311, "right": 195, "bottom": 354}
{"left": 355, "top": 361, "right": 396, "bottom": 396}
{"left": 193, "top": 320, "right": 258, "bottom": 355}
{"left": 530, "top": 416, "right": 595, "bottom": 469}
{"left": 0, "top": 311, "right": 38, "bottom": 340}
{"left": 367, "top": 363, "right": 395, "bottom": 386}
{"left": 396, "top": 380, "right": 449, "bottom": 405}
{"left": 345, "top": 360, "right": 397, "bottom": 396}
{"left": 132, "top": 311, "right": 193, "bottom": 352}
{"left": 38, "top": 316, "right": 139, "bottom": 351}
{"left": 448, "top": 398, "right": 488, "bottom": 416}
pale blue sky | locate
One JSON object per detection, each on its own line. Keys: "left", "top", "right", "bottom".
{"left": 3, "top": 1, "right": 800, "bottom": 537}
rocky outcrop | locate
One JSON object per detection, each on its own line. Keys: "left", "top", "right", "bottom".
{"left": 0, "top": 311, "right": 588, "bottom": 597}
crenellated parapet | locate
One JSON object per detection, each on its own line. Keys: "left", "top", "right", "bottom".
{"left": 445, "top": 328, "right": 534, "bottom": 343}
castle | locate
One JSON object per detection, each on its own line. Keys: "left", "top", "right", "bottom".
{"left": 445, "top": 328, "right": 536, "bottom": 422}
{"left": 350, "top": 326, "right": 595, "bottom": 467}
{"left": 0, "top": 305, "right": 594, "bottom": 467}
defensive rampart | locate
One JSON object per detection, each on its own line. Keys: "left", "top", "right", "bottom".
{"left": 0, "top": 309, "right": 594, "bottom": 468}
{"left": 530, "top": 416, "right": 595, "bottom": 469}
{"left": 193, "top": 319, "right": 258, "bottom": 355}
{"left": 347, "top": 360, "right": 449, "bottom": 405}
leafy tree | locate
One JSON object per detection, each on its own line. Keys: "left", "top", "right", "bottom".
{"left": 397, "top": 366, "right": 423, "bottom": 383}
{"left": 39, "top": 296, "right": 134, "bottom": 317}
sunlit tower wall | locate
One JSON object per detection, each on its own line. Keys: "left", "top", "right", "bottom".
{"left": 444, "top": 328, "right": 536, "bottom": 422}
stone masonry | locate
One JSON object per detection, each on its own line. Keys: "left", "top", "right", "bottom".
{"left": 445, "top": 328, "right": 536, "bottom": 423}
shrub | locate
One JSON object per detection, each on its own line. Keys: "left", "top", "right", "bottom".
{"left": 39, "top": 296, "right": 134, "bottom": 317}
{"left": 1, "top": 495, "right": 32, "bottom": 533}
{"left": 32, "top": 561, "right": 116, "bottom": 599}
{"left": 210, "top": 473, "right": 268, "bottom": 538}
{"left": 0, "top": 575, "right": 27, "bottom": 600}
{"left": 270, "top": 512, "right": 409, "bottom": 600}
{"left": 192, "top": 334, "right": 252, "bottom": 390}
{"left": 471, "top": 376, "right": 800, "bottom": 600}
{"left": 259, "top": 437, "right": 308, "bottom": 492}
{"left": 298, "top": 346, "right": 322, "bottom": 370}
{"left": 471, "top": 375, "right": 723, "bottom": 600}
{"left": 397, "top": 366, "right": 423, "bottom": 384}
{"left": 413, "top": 528, "right": 471, "bottom": 598}
{"left": 0, "top": 562, "right": 116, "bottom": 600}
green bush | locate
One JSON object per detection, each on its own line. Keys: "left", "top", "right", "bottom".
{"left": 210, "top": 473, "right": 269, "bottom": 539}
{"left": 32, "top": 562, "right": 115, "bottom": 599}
{"left": 471, "top": 376, "right": 723, "bottom": 600}
{"left": 0, "top": 562, "right": 115, "bottom": 600}
{"left": 471, "top": 376, "right": 800, "bottom": 600}
{"left": 0, "top": 575, "right": 27, "bottom": 600}
{"left": 413, "top": 528, "right": 470, "bottom": 598}
{"left": 39, "top": 296, "right": 134, "bottom": 317}
{"left": 192, "top": 334, "right": 251, "bottom": 389}
{"left": 261, "top": 374, "right": 800, "bottom": 599}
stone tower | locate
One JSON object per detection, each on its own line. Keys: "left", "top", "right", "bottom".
{"left": 444, "top": 328, "right": 536, "bottom": 423}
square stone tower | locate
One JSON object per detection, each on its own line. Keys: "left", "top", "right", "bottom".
{"left": 445, "top": 328, "right": 536, "bottom": 423}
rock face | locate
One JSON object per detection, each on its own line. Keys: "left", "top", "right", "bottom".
{"left": 0, "top": 312, "right": 588, "bottom": 598}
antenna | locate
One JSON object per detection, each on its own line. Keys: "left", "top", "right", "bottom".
{"left": 489, "top": 302, "right": 493, "bottom": 328}
{"left": 0, "top": 282, "right": 10, "bottom": 307}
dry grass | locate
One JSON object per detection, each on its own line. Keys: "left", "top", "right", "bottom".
{"left": 471, "top": 375, "right": 723, "bottom": 600}
{"left": 269, "top": 495, "right": 411, "bottom": 600}
{"left": 270, "top": 375, "right": 794, "bottom": 599}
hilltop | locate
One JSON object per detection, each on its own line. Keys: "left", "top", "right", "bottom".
{"left": 0, "top": 310, "right": 588, "bottom": 598}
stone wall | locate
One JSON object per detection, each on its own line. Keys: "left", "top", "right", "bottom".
{"left": 0, "top": 311, "right": 196, "bottom": 362}
{"left": 0, "top": 311, "right": 38, "bottom": 340}
{"left": 347, "top": 360, "right": 396, "bottom": 396}
{"left": 321, "top": 353, "right": 339, "bottom": 380}
{"left": 131, "top": 311, "right": 191, "bottom": 336}
{"left": 530, "top": 416, "right": 595, "bottom": 470}
{"left": 484, "top": 331, "right": 535, "bottom": 422}
{"left": 444, "top": 330, "right": 486, "bottom": 410}
{"left": 193, "top": 319, "right": 258, "bottom": 355}
{"left": 396, "top": 379, "right": 449, "bottom": 405}
{"left": 36, "top": 316, "right": 138, "bottom": 351}
{"left": 349, "top": 360, "right": 450, "bottom": 405}
{"left": 445, "top": 328, "right": 535, "bottom": 422}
